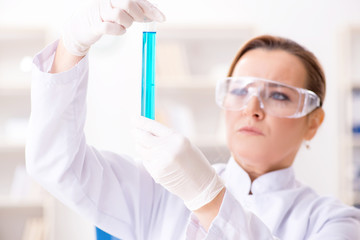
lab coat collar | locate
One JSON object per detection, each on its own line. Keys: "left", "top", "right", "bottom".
{"left": 224, "top": 157, "right": 296, "bottom": 198}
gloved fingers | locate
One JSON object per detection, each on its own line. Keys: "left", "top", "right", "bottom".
{"left": 128, "top": 1, "right": 148, "bottom": 22}
{"left": 135, "top": 116, "right": 173, "bottom": 138}
{"left": 136, "top": 144, "right": 158, "bottom": 174}
{"left": 133, "top": 127, "right": 169, "bottom": 149}
{"left": 136, "top": 0, "right": 166, "bottom": 22}
{"left": 133, "top": 131, "right": 166, "bottom": 175}
{"left": 96, "top": 22, "right": 127, "bottom": 35}
{"left": 100, "top": 0, "right": 134, "bottom": 28}
{"left": 107, "top": 9, "right": 134, "bottom": 28}
{"left": 133, "top": 128, "right": 154, "bottom": 149}
{"left": 135, "top": 142, "right": 176, "bottom": 179}
{"left": 110, "top": 0, "right": 144, "bottom": 22}
{"left": 109, "top": 0, "right": 165, "bottom": 22}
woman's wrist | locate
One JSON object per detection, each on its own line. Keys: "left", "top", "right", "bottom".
{"left": 193, "top": 187, "right": 226, "bottom": 231}
{"left": 50, "top": 38, "right": 84, "bottom": 73}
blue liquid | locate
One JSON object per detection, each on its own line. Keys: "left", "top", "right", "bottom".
{"left": 141, "top": 31, "right": 156, "bottom": 120}
{"left": 95, "top": 227, "right": 120, "bottom": 240}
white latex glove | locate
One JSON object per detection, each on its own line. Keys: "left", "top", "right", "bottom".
{"left": 62, "top": 0, "right": 165, "bottom": 56}
{"left": 134, "top": 116, "right": 225, "bottom": 211}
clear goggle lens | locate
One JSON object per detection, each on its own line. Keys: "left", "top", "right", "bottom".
{"left": 215, "top": 77, "right": 320, "bottom": 118}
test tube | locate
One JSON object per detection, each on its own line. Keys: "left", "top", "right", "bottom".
{"left": 141, "top": 22, "right": 156, "bottom": 120}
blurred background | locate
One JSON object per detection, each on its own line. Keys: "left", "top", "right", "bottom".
{"left": 0, "top": 0, "right": 360, "bottom": 239}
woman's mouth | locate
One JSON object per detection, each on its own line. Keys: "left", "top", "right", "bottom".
{"left": 238, "top": 126, "right": 264, "bottom": 136}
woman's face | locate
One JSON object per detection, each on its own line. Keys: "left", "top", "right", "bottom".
{"left": 226, "top": 48, "right": 318, "bottom": 178}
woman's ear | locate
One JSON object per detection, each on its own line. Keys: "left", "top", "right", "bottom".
{"left": 304, "top": 108, "right": 325, "bottom": 140}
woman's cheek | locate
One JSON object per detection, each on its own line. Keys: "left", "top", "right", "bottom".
{"left": 269, "top": 119, "right": 305, "bottom": 150}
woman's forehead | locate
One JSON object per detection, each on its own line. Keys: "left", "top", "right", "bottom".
{"left": 232, "top": 48, "right": 307, "bottom": 89}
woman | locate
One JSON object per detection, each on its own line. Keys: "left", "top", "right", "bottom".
{"left": 26, "top": 0, "right": 360, "bottom": 239}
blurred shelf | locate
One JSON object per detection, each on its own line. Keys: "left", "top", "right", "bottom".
{"left": 0, "top": 87, "right": 30, "bottom": 96}
{"left": 0, "top": 141, "right": 25, "bottom": 150}
{"left": 157, "top": 25, "right": 253, "bottom": 40}
{"left": 353, "top": 136, "right": 360, "bottom": 147}
{"left": 354, "top": 191, "right": 360, "bottom": 204}
{"left": 0, "top": 27, "right": 48, "bottom": 240}
{"left": 0, "top": 142, "right": 25, "bottom": 159}
{"left": 156, "top": 26, "right": 253, "bottom": 85}
{"left": 352, "top": 83, "right": 360, "bottom": 91}
{"left": 0, "top": 88, "right": 31, "bottom": 116}
{"left": 0, "top": 197, "right": 42, "bottom": 208}
{"left": 192, "top": 136, "right": 226, "bottom": 147}
{"left": 157, "top": 76, "right": 218, "bottom": 90}
{"left": 0, "top": 28, "right": 46, "bottom": 41}
{"left": 0, "top": 197, "right": 43, "bottom": 216}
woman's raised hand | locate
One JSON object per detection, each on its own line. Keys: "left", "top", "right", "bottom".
{"left": 62, "top": 0, "right": 165, "bottom": 56}
{"left": 134, "top": 116, "right": 225, "bottom": 211}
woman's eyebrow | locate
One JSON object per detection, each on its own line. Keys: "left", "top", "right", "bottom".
{"left": 267, "top": 82, "right": 289, "bottom": 88}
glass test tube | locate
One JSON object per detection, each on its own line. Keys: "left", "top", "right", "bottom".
{"left": 141, "top": 23, "right": 156, "bottom": 120}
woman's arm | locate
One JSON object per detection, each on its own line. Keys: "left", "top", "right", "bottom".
{"left": 27, "top": 40, "right": 180, "bottom": 239}
{"left": 26, "top": 1, "right": 168, "bottom": 238}
{"left": 50, "top": 38, "right": 84, "bottom": 73}
{"left": 193, "top": 188, "right": 226, "bottom": 231}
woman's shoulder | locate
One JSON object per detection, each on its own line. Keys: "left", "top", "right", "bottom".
{"left": 293, "top": 184, "right": 360, "bottom": 237}
{"left": 292, "top": 182, "right": 360, "bottom": 222}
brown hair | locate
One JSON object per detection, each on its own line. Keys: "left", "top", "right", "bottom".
{"left": 227, "top": 35, "right": 326, "bottom": 106}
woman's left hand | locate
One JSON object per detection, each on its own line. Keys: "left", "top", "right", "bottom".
{"left": 134, "top": 116, "right": 224, "bottom": 211}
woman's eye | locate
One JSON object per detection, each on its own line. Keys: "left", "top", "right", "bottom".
{"left": 270, "top": 92, "right": 290, "bottom": 101}
{"left": 230, "top": 88, "right": 248, "bottom": 96}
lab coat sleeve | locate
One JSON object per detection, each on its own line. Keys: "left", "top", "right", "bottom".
{"left": 26, "top": 40, "right": 164, "bottom": 239}
{"left": 306, "top": 197, "right": 360, "bottom": 240}
{"left": 187, "top": 190, "right": 279, "bottom": 240}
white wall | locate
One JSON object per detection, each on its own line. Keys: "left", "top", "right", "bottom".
{"left": 1, "top": 0, "right": 360, "bottom": 238}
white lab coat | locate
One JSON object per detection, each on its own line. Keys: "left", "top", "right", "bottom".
{"left": 26, "top": 40, "right": 360, "bottom": 240}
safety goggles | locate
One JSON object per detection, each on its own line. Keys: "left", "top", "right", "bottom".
{"left": 215, "top": 76, "right": 321, "bottom": 118}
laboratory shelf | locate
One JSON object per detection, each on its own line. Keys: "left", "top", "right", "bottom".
{"left": 341, "top": 26, "right": 360, "bottom": 206}
{"left": 190, "top": 135, "right": 226, "bottom": 147}
{"left": 0, "top": 197, "right": 44, "bottom": 240}
{"left": 0, "top": 87, "right": 30, "bottom": 95}
{"left": 157, "top": 76, "right": 218, "bottom": 89}
{"left": 352, "top": 82, "right": 360, "bottom": 89}
{"left": 0, "top": 27, "right": 48, "bottom": 240}
{"left": 0, "top": 142, "right": 25, "bottom": 154}
{"left": 0, "top": 197, "right": 42, "bottom": 207}
{"left": 353, "top": 136, "right": 360, "bottom": 147}
{"left": 0, "top": 197, "right": 43, "bottom": 215}
{"left": 157, "top": 82, "right": 216, "bottom": 91}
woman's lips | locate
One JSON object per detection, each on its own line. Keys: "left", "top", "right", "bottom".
{"left": 238, "top": 126, "right": 264, "bottom": 136}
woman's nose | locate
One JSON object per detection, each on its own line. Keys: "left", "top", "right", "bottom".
{"left": 243, "top": 96, "right": 265, "bottom": 119}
